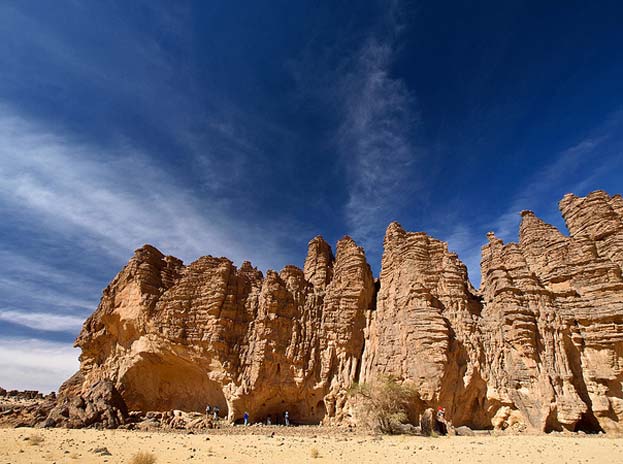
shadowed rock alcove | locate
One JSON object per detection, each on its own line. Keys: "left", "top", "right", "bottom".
{"left": 119, "top": 354, "right": 227, "bottom": 414}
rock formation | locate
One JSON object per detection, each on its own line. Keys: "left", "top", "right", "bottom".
{"left": 0, "top": 388, "right": 56, "bottom": 428}
{"left": 45, "top": 372, "right": 128, "bottom": 429}
{"left": 361, "top": 222, "right": 488, "bottom": 428}
{"left": 479, "top": 190, "right": 623, "bottom": 433}
{"left": 29, "top": 190, "right": 623, "bottom": 433}
{"left": 58, "top": 235, "right": 374, "bottom": 428}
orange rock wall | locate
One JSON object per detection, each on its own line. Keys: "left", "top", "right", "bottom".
{"left": 71, "top": 190, "right": 623, "bottom": 432}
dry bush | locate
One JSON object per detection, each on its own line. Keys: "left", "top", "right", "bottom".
{"left": 28, "top": 433, "right": 44, "bottom": 446}
{"left": 310, "top": 447, "right": 320, "bottom": 458}
{"left": 349, "top": 376, "right": 418, "bottom": 434}
{"left": 129, "top": 451, "right": 157, "bottom": 464}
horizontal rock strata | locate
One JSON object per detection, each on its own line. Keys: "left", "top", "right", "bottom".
{"left": 30, "top": 190, "right": 623, "bottom": 433}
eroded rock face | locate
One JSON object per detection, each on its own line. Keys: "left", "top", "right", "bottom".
{"left": 320, "top": 237, "right": 375, "bottom": 421}
{"left": 46, "top": 372, "right": 128, "bottom": 429}
{"left": 52, "top": 189, "right": 623, "bottom": 433}
{"left": 67, "top": 235, "right": 374, "bottom": 426}
{"left": 479, "top": 190, "right": 623, "bottom": 433}
{"left": 361, "top": 222, "right": 488, "bottom": 428}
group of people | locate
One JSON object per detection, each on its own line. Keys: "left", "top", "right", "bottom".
{"left": 205, "top": 403, "right": 446, "bottom": 432}
{"left": 205, "top": 405, "right": 291, "bottom": 427}
{"left": 205, "top": 404, "right": 221, "bottom": 421}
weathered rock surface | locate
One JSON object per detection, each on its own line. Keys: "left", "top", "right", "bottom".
{"left": 361, "top": 222, "right": 487, "bottom": 428}
{"left": 0, "top": 388, "right": 56, "bottom": 428}
{"left": 479, "top": 190, "right": 623, "bottom": 433}
{"left": 58, "top": 235, "right": 374, "bottom": 428}
{"left": 45, "top": 372, "right": 128, "bottom": 429}
{"left": 0, "top": 388, "right": 46, "bottom": 400}
{"left": 26, "top": 189, "right": 623, "bottom": 434}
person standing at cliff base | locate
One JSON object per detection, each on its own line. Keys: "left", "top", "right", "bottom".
{"left": 284, "top": 411, "right": 290, "bottom": 426}
{"left": 435, "top": 406, "right": 448, "bottom": 435}
{"left": 243, "top": 411, "right": 249, "bottom": 426}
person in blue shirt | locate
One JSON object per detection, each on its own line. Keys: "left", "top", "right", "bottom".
{"left": 243, "top": 411, "right": 249, "bottom": 426}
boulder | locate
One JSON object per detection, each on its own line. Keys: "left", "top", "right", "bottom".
{"left": 45, "top": 372, "right": 128, "bottom": 428}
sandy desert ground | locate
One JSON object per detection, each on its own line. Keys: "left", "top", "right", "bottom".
{"left": 0, "top": 427, "right": 621, "bottom": 464}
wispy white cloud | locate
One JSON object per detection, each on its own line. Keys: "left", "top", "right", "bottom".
{"left": 0, "top": 309, "right": 84, "bottom": 333}
{"left": 338, "top": 36, "right": 420, "bottom": 254}
{"left": 444, "top": 111, "right": 623, "bottom": 288}
{"left": 0, "top": 276, "right": 96, "bottom": 314}
{"left": 0, "top": 103, "right": 312, "bottom": 391}
{"left": 490, "top": 118, "right": 623, "bottom": 243}
{"left": 0, "top": 101, "right": 314, "bottom": 390}
{"left": 0, "top": 104, "right": 300, "bottom": 270}
{"left": 0, "top": 338, "right": 79, "bottom": 392}
{"left": 0, "top": 250, "right": 97, "bottom": 290}
{"left": 0, "top": 250, "right": 99, "bottom": 314}
{"left": 0, "top": 1, "right": 293, "bottom": 217}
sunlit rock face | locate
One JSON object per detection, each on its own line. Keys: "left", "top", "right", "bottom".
{"left": 73, "top": 235, "right": 374, "bottom": 425}
{"left": 479, "top": 190, "right": 623, "bottom": 433}
{"left": 360, "top": 222, "right": 488, "bottom": 428}
{"left": 66, "top": 190, "right": 623, "bottom": 433}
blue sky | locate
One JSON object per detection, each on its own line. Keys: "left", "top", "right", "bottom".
{"left": 0, "top": 1, "right": 622, "bottom": 391}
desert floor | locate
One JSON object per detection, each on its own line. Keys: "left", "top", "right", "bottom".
{"left": 1, "top": 427, "right": 621, "bottom": 464}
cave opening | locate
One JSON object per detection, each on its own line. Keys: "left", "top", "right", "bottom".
{"left": 573, "top": 412, "right": 604, "bottom": 434}
{"left": 119, "top": 354, "right": 227, "bottom": 414}
{"left": 242, "top": 397, "right": 326, "bottom": 425}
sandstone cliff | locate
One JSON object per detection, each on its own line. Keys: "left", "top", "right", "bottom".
{"left": 479, "top": 190, "right": 623, "bottom": 433}
{"left": 46, "top": 190, "right": 623, "bottom": 433}
{"left": 361, "top": 222, "right": 487, "bottom": 428}
{"left": 63, "top": 235, "right": 374, "bottom": 428}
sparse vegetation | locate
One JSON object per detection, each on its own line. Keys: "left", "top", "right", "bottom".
{"left": 28, "top": 433, "right": 44, "bottom": 446}
{"left": 310, "top": 447, "right": 320, "bottom": 458}
{"left": 129, "top": 451, "right": 157, "bottom": 464}
{"left": 349, "top": 375, "right": 418, "bottom": 434}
